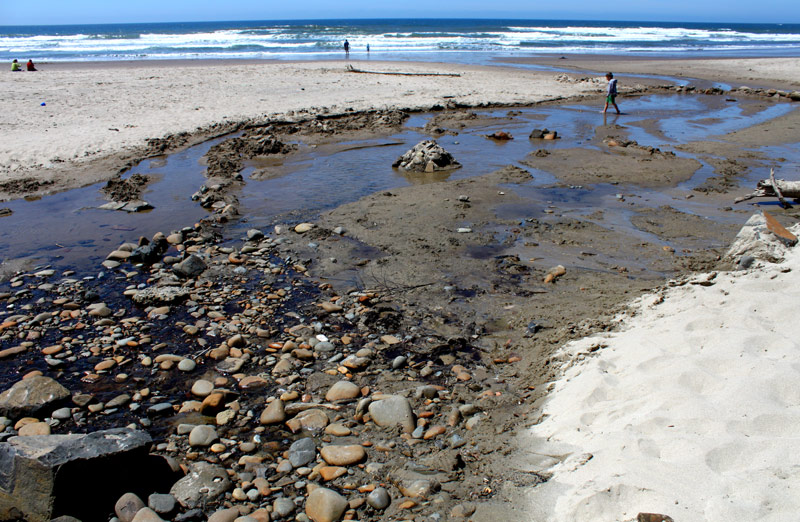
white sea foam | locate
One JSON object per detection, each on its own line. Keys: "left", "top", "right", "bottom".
{"left": 2, "top": 22, "right": 799, "bottom": 61}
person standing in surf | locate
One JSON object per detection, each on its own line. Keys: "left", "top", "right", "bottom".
{"left": 344, "top": 40, "right": 350, "bottom": 58}
{"left": 603, "top": 72, "right": 620, "bottom": 114}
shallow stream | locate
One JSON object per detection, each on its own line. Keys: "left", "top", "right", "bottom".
{"left": 0, "top": 92, "right": 797, "bottom": 277}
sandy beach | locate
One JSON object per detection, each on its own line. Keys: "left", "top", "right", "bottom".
{"left": 1, "top": 54, "right": 799, "bottom": 521}
{"left": 523, "top": 216, "right": 800, "bottom": 522}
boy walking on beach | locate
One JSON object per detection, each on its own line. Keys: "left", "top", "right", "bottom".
{"left": 603, "top": 72, "right": 620, "bottom": 114}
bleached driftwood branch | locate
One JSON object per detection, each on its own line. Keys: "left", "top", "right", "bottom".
{"left": 345, "top": 65, "right": 461, "bottom": 77}
{"left": 734, "top": 169, "right": 799, "bottom": 208}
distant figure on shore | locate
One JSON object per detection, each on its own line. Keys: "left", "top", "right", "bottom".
{"left": 366, "top": 44, "right": 370, "bottom": 54}
{"left": 26, "top": 59, "right": 36, "bottom": 71}
{"left": 603, "top": 72, "right": 620, "bottom": 114}
{"left": 11, "top": 59, "right": 21, "bottom": 72}
{"left": 344, "top": 39, "right": 350, "bottom": 57}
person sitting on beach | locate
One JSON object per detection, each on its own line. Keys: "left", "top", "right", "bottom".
{"left": 11, "top": 59, "right": 21, "bottom": 72}
{"left": 603, "top": 72, "right": 620, "bottom": 114}
{"left": 26, "top": 60, "right": 36, "bottom": 71}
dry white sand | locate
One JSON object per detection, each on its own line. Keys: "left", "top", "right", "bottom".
{"left": 0, "top": 59, "right": 600, "bottom": 191}
{"left": 524, "top": 215, "right": 800, "bottom": 522}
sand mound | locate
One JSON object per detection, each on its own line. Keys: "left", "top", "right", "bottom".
{"left": 524, "top": 217, "right": 800, "bottom": 522}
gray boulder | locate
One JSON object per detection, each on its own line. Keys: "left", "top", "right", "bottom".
{"left": 0, "top": 428, "right": 175, "bottom": 522}
{"left": 0, "top": 376, "right": 70, "bottom": 420}
{"left": 392, "top": 140, "right": 461, "bottom": 173}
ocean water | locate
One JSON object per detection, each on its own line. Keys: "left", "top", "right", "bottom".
{"left": 1, "top": 19, "right": 800, "bottom": 63}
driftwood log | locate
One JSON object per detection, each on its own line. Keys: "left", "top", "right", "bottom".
{"left": 345, "top": 64, "right": 461, "bottom": 77}
{"left": 734, "top": 170, "right": 799, "bottom": 208}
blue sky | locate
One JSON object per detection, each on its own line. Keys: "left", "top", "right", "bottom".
{"left": 2, "top": 0, "right": 798, "bottom": 25}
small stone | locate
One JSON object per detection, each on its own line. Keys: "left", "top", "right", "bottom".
{"left": 191, "top": 380, "right": 214, "bottom": 398}
{"left": 18, "top": 421, "right": 51, "bottom": 436}
{"left": 216, "top": 409, "right": 236, "bottom": 425}
{"left": 320, "top": 445, "right": 366, "bottom": 466}
{"left": 450, "top": 503, "right": 477, "bottom": 518}
{"left": 52, "top": 407, "right": 72, "bottom": 420}
{"left": 116, "top": 492, "right": 146, "bottom": 522}
{"left": 260, "top": 399, "right": 286, "bottom": 425}
{"left": 286, "top": 408, "right": 329, "bottom": 433}
{"left": 324, "top": 423, "right": 351, "bottom": 437}
{"left": 637, "top": 514, "right": 675, "bottom": 522}
{"left": 183, "top": 325, "right": 199, "bottom": 335}
{"left": 148, "top": 493, "right": 177, "bottom": 515}
{"left": 208, "top": 508, "right": 240, "bottom": 522}
{"left": 289, "top": 437, "right": 317, "bottom": 468}
{"left": 178, "top": 359, "right": 196, "bottom": 372}
{"left": 368, "top": 395, "right": 415, "bottom": 433}
{"left": 399, "top": 479, "right": 438, "bottom": 499}
{"left": 319, "top": 466, "right": 347, "bottom": 481}
{"left": 320, "top": 302, "right": 343, "bottom": 313}
{"left": 273, "top": 497, "right": 295, "bottom": 517}
{"left": 131, "top": 507, "right": 165, "bottom": 522}
{"left": 544, "top": 265, "right": 566, "bottom": 284}
{"left": 325, "top": 381, "right": 360, "bottom": 402}
{"left": 305, "top": 487, "right": 348, "bottom": 522}
{"left": 366, "top": 487, "right": 391, "bottom": 510}
{"left": 423, "top": 425, "right": 446, "bottom": 440}
{"left": 295, "top": 223, "right": 315, "bottom": 233}
{"left": 88, "top": 305, "right": 112, "bottom": 317}
{"left": 465, "top": 414, "right": 482, "bottom": 430}
{"left": 188, "top": 425, "right": 218, "bottom": 447}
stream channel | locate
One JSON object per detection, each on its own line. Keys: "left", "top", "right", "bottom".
{"left": 0, "top": 92, "right": 797, "bottom": 279}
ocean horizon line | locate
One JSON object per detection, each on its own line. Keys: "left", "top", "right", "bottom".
{"left": 3, "top": 17, "right": 799, "bottom": 29}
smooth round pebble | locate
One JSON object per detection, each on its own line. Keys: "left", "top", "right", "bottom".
{"left": 191, "top": 380, "right": 214, "bottom": 397}
{"left": 178, "top": 359, "right": 196, "bottom": 372}
{"left": 367, "top": 487, "right": 391, "bottom": 510}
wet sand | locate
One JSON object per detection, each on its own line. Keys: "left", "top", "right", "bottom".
{"left": 502, "top": 55, "right": 800, "bottom": 91}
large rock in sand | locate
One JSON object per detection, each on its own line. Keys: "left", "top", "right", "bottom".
{"left": 726, "top": 213, "right": 800, "bottom": 266}
{"left": 392, "top": 140, "right": 461, "bottom": 173}
{"left": 0, "top": 428, "right": 175, "bottom": 522}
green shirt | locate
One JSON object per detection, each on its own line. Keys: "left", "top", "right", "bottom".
{"left": 11, "top": 62, "right": 21, "bottom": 71}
